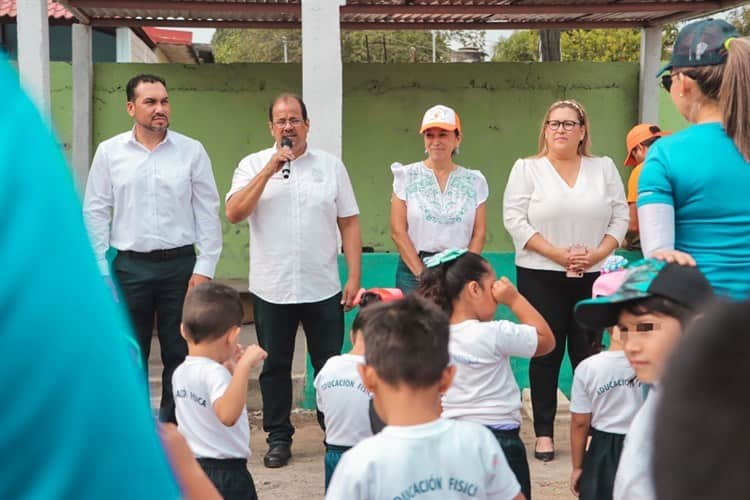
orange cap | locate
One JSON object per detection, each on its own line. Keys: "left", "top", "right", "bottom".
{"left": 624, "top": 124, "right": 669, "bottom": 166}
{"left": 420, "top": 105, "right": 462, "bottom": 135}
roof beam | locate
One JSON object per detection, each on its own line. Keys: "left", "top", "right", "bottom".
{"left": 57, "top": 0, "right": 92, "bottom": 24}
{"left": 341, "top": 20, "right": 646, "bottom": 30}
{"left": 69, "top": 0, "right": 300, "bottom": 15}
{"left": 341, "top": 2, "right": 721, "bottom": 15}
{"left": 91, "top": 18, "right": 300, "bottom": 29}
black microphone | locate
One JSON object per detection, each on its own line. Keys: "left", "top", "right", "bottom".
{"left": 281, "top": 137, "right": 293, "bottom": 179}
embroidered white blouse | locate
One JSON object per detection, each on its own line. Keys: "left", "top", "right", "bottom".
{"left": 392, "top": 161, "right": 488, "bottom": 253}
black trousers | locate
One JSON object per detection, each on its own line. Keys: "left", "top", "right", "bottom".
{"left": 252, "top": 293, "right": 344, "bottom": 446}
{"left": 516, "top": 266, "right": 597, "bottom": 438}
{"left": 113, "top": 250, "right": 194, "bottom": 424}
{"left": 197, "top": 458, "right": 257, "bottom": 500}
{"left": 579, "top": 428, "right": 625, "bottom": 500}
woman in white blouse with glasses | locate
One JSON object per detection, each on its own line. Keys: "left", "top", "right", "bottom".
{"left": 390, "top": 104, "right": 488, "bottom": 293}
{"left": 503, "top": 99, "right": 628, "bottom": 462}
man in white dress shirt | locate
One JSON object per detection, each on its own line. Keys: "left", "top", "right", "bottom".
{"left": 83, "top": 74, "right": 222, "bottom": 424}
{"left": 225, "top": 93, "right": 362, "bottom": 468}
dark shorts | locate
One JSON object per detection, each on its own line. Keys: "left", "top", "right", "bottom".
{"left": 488, "top": 427, "right": 531, "bottom": 500}
{"left": 324, "top": 443, "right": 351, "bottom": 491}
{"left": 197, "top": 457, "right": 257, "bottom": 500}
{"left": 579, "top": 428, "right": 626, "bottom": 500}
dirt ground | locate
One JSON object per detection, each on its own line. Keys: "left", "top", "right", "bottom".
{"left": 248, "top": 410, "right": 575, "bottom": 500}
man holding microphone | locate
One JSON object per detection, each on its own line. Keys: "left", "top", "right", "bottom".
{"left": 225, "top": 93, "right": 362, "bottom": 468}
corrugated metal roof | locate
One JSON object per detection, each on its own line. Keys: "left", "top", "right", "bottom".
{"left": 56, "top": 0, "right": 748, "bottom": 29}
{"left": 0, "top": 0, "right": 74, "bottom": 21}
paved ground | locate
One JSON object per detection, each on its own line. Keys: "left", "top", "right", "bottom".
{"left": 149, "top": 329, "right": 575, "bottom": 499}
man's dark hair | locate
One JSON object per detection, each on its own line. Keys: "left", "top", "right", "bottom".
{"left": 268, "top": 93, "right": 308, "bottom": 122}
{"left": 361, "top": 295, "right": 450, "bottom": 388}
{"left": 181, "top": 282, "right": 244, "bottom": 343}
{"left": 126, "top": 74, "right": 167, "bottom": 102}
{"left": 652, "top": 300, "right": 744, "bottom": 500}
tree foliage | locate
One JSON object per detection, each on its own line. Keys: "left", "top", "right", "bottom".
{"left": 492, "top": 26, "right": 679, "bottom": 63}
{"left": 212, "top": 29, "right": 484, "bottom": 63}
{"left": 729, "top": 6, "right": 750, "bottom": 35}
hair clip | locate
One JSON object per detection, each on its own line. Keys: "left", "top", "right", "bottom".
{"left": 724, "top": 37, "right": 737, "bottom": 51}
{"left": 423, "top": 248, "right": 468, "bottom": 268}
{"left": 601, "top": 255, "right": 628, "bottom": 274}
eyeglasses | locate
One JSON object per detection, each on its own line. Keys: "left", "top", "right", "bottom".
{"left": 546, "top": 120, "right": 581, "bottom": 131}
{"left": 660, "top": 71, "right": 697, "bottom": 92}
{"left": 272, "top": 118, "right": 305, "bottom": 128}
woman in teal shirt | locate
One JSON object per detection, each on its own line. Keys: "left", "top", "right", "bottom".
{"left": 638, "top": 19, "right": 750, "bottom": 299}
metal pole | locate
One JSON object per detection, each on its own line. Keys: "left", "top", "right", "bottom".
{"left": 282, "top": 35, "right": 288, "bottom": 63}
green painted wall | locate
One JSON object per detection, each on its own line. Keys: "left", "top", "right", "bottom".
{"left": 51, "top": 61, "right": 644, "bottom": 279}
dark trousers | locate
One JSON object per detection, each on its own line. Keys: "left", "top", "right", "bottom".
{"left": 197, "top": 458, "right": 257, "bottom": 500}
{"left": 489, "top": 428, "right": 532, "bottom": 500}
{"left": 253, "top": 293, "right": 344, "bottom": 446}
{"left": 113, "top": 251, "right": 194, "bottom": 424}
{"left": 516, "top": 266, "right": 597, "bottom": 438}
{"left": 394, "top": 252, "right": 436, "bottom": 294}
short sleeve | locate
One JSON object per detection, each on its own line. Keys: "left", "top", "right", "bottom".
{"left": 493, "top": 320, "right": 538, "bottom": 358}
{"left": 206, "top": 364, "right": 232, "bottom": 405}
{"left": 335, "top": 158, "right": 360, "bottom": 218}
{"left": 473, "top": 169, "right": 489, "bottom": 206}
{"left": 569, "top": 364, "right": 593, "bottom": 414}
{"left": 391, "top": 162, "right": 407, "bottom": 200}
{"left": 637, "top": 140, "right": 675, "bottom": 208}
{"left": 225, "top": 155, "right": 259, "bottom": 202}
{"left": 314, "top": 371, "right": 325, "bottom": 413}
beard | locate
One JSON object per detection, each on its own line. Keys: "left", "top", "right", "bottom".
{"left": 143, "top": 115, "right": 170, "bottom": 133}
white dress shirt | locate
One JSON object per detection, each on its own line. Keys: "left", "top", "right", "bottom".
{"left": 83, "top": 128, "right": 222, "bottom": 278}
{"left": 226, "top": 145, "right": 359, "bottom": 304}
{"left": 503, "top": 155, "right": 629, "bottom": 272}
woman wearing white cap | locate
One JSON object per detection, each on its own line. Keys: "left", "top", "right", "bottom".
{"left": 390, "top": 104, "right": 488, "bottom": 293}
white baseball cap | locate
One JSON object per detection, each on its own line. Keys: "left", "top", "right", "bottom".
{"left": 420, "top": 104, "right": 462, "bottom": 134}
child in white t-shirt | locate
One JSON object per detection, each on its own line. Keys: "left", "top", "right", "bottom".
{"left": 314, "top": 287, "right": 403, "bottom": 490}
{"left": 574, "top": 258, "right": 715, "bottom": 500}
{"left": 569, "top": 261, "right": 644, "bottom": 500}
{"left": 327, "top": 295, "right": 524, "bottom": 500}
{"left": 416, "top": 249, "right": 555, "bottom": 500}
{"left": 173, "top": 282, "right": 267, "bottom": 500}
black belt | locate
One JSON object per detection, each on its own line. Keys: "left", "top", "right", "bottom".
{"left": 118, "top": 245, "right": 195, "bottom": 261}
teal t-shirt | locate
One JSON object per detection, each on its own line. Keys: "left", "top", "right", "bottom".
{"left": 638, "top": 122, "right": 750, "bottom": 299}
{"left": 0, "top": 58, "right": 180, "bottom": 498}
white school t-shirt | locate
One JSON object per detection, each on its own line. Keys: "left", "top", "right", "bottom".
{"left": 326, "top": 418, "right": 521, "bottom": 500}
{"left": 442, "top": 320, "right": 538, "bottom": 426}
{"left": 173, "top": 356, "right": 250, "bottom": 459}
{"left": 314, "top": 354, "right": 372, "bottom": 447}
{"left": 569, "top": 350, "right": 644, "bottom": 434}
{"left": 392, "top": 162, "right": 488, "bottom": 253}
{"left": 613, "top": 386, "right": 660, "bottom": 500}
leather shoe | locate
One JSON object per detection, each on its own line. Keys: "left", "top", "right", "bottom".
{"left": 264, "top": 444, "right": 292, "bottom": 468}
{"left": 534, "top": 450, "right": 555, "bottom": 462}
